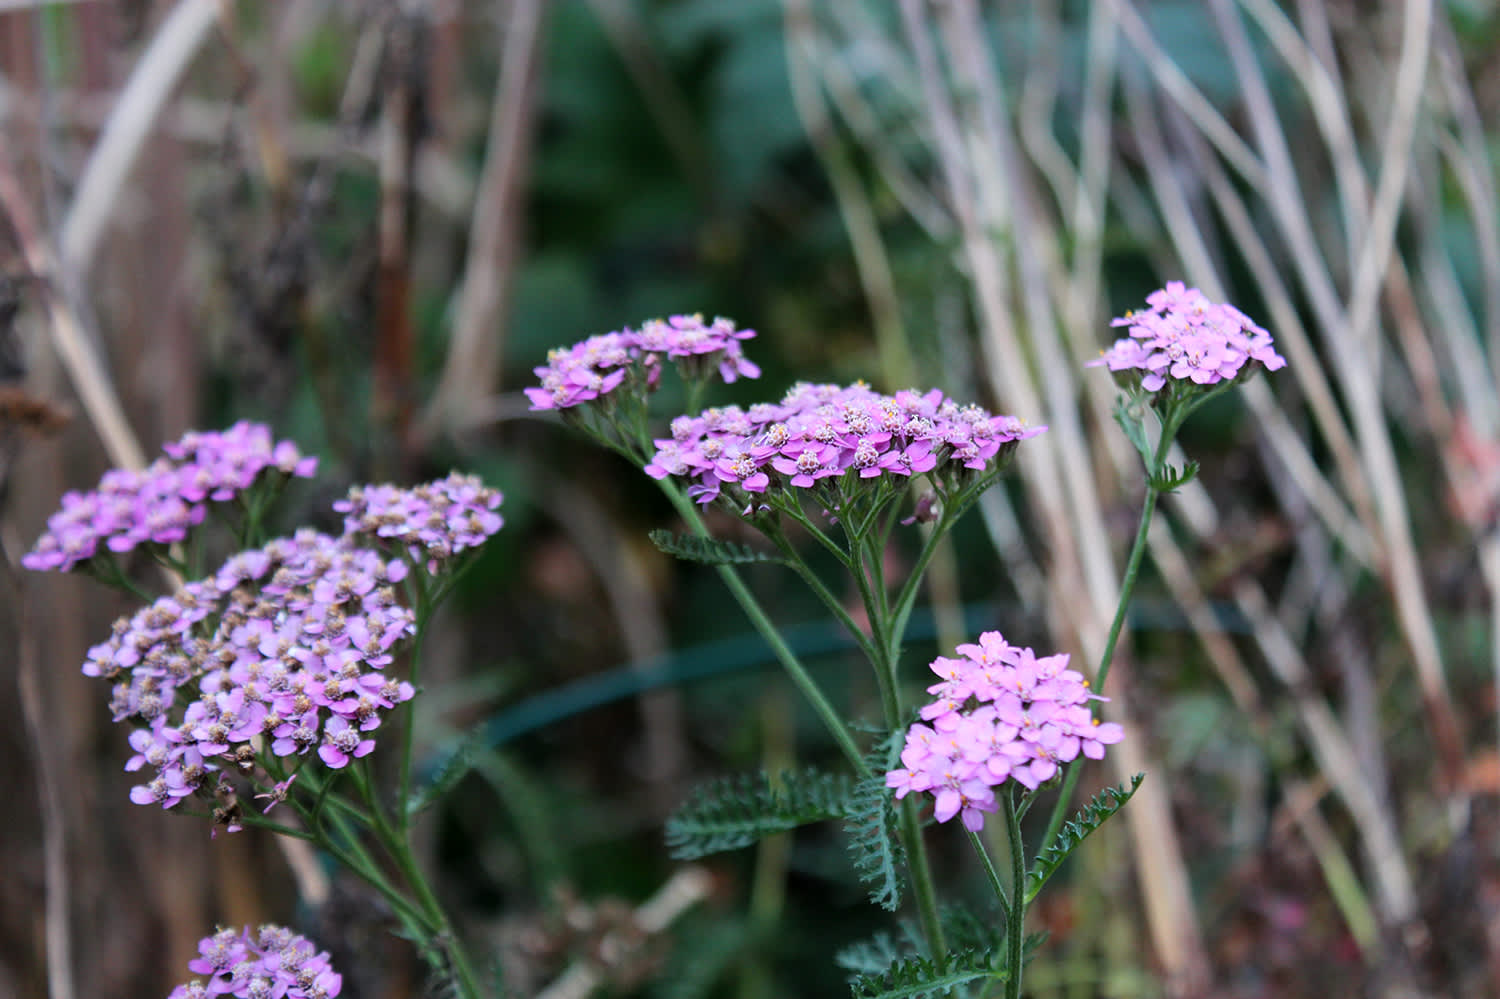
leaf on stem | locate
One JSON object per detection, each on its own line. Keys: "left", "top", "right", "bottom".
{"left": 846, "top": 949, "right": 1004, "bottom": 998}
{"left": 648, "top": 529, "right": 787, "bottom": 566}
{"left": 844, "top": 772, "right": 908, "bottom": 911}
{"left": 835, "top": 930, "right": 915, "bottom": 977}
{"left": 1025, "top": 773, "right": 1145, "bottom": 904}
{"left": 1149, "top": 460, "right": 1200, "bottom": 492}
{"left": 1112, "top": 395, "right": 1155, "bottom": 468}
{"left": 665, "top": 769, "right": 855, "bottom": 859}
{"left": 406, "top": 729, "right": 483, "bottom": 817}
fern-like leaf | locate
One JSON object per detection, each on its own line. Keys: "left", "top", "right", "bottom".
{"left": 407, "top": 730, "right": 483, "bottom": 817}
{"left": 649, "top": 529, "right": 786, "bottom": 566}
{"left": 847, "top": 950, "right": 1004, "bottom": 999}
{"left": 835, "top": 931, "right": 910, "bottom": 977}
{"left": 844, "top": 772, "right": 907, "bottom": 911}
{"left": 666, "top": 769, "right": 855, "bottom": 859}
{"left": 1025, "top": 773, "right": 1144, "bottom": 904}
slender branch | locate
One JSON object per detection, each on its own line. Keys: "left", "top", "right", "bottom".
{"left": 659, "top": 482, "right": 868, "bottom": 773}
{"left": 966, "top": 827, "right": 1010, "bottom": 925}
{"left": 1037, "top": 471, "right": 1158, "bottom": 859}
{"left": 1003, "top": 790, "right": 1025, "bottom": 999}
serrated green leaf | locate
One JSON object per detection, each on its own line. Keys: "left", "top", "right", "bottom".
{"left": 844, "top": 773, "right": 907, "bottom": 911}
{"left": 649, "top": 529, "right": 787, "bottom": 567}
{"left": 847, "top": 949, "right": 1004, "bottom": 999}
{"left": 1150, "top": 460, "right": 1200, "bottom": 492}
{"left": 666, "top": 768, "right": 855, "bottom": 859}
{"left": 1025, "top": 773, "right": 1144, "bottom": 904}
{"left": 407, "top": 729, "right": 484, "bottom": 817}
{"left": 836, "top": 931, "right": 910, "bottom": 977}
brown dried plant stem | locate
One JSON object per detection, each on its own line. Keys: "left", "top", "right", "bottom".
{"left": 896, "top": 0, "right": 1211, "bottom": 990}
{"left": 1113, "top": 0, "right": 1465, "bottom": 802}
{"left": 2, "top": 539, "right": 73, "bottom": 999}
{"left": 429, "top": 0, "right": 544, "bottom": 437}
{"left": 1115, "top": 61, "right": 1420, "bottom": 931}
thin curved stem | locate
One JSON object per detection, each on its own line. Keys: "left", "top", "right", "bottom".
{"left": 899, "top": 796, "right": 948, "bottom": 969}
{"left": 1002, "top": 790, "right": 1025, "bottom": 999}
{"left": 1038, "top": 431, "right": 1165, "bottom": 858}
{"left": 888, "top": 506, "right": 961, "bottom": 658}
{"left": 396, "top": 572, "right": 433, "bottom": 837}
{"left": 966, "top": 827, "right": 1010, "bottom": 925}
{"left": 660, "top": 481, "right": 868, "bottom": 772}
{"left": 346, "top": 751, "right": 485, "bottom": 998}
{"left": 766, "top": 527, "right": 886, "bottom": 686}
{"left": 384, "top": 828, "right": 486, "bottom": 999}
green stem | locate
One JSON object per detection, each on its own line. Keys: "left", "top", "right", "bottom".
{"left": 1037, "top": 437, "right": 1165, "bottom": 859}
{"left": 966, "top": 828, "right": 1010, "bottom": 926}
{"left": 768, "top": 530, "right": 884, "bottom": 678}
{"left": 841, "top": 532, "right": 900, "bottom": 727}
{"left": 1003, "top": 791, "right": 1025, "bottom": 999}
{"left": 397, "top": 576, "right": 433, "bottom": 836}
{"left": 306, "top": 799, "right": 438, "bottom": 935}
{"left": 899, "top": 795, "right": 948, "bottom": 968}
{"left": 779, "top": 501, "right": 854, "bottom": 567}
{"left": 349, "top": 749, "right": 486, "bottom": 998}
{"left": 1094, "top": 483, "right": 1158, "bottom": 699}
{"left": 386, "top": 830, "right": 487, "bottom": 999}
{"left": 888, "top": 507, "right": 958, "bottom": 659}
{"left": 660, "top": 482, "right": 868, "bottom": 773}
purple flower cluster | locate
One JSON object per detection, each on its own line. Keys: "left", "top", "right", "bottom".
{"left": 885, "top": 631, "right": 1124, "bottom": 831}
{"left": 168, "top": 925, "right": 341, "bottom": 999}
{"left": 23, "top": 422, "right": 317, "bottom": 572}
{"left": 1088, "top": 282, "right": 1286, "bottom": 392}
{"left": 90, "top": 529, "right": 415, "bottom": 823}
{"left": 644, "top": 382, "right": 1044, "bottom": 506}
{"left": 335, "top": 472, "right": 504, "bottom": 572}
{"left": 525, "top": 313, "right": 760, "bottom": 411}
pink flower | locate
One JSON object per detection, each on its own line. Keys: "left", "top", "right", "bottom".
{"left": 887, "top": 631, "right": 1120, "bottom": 831}
{"left": 1088, "top": 283, "right": 1285, "bottom": 392}
{"left": 527, "top": 315, "right": 762, "bottom": 412}
{"left": 335, "top": 473, "right": 503, "bottom": 573}
{"left": 318, "top": 716, "right": 374, "bottom": 769}
{"left": 646, "top": 382, "right": 1044, "bottom": 507}
{"left": 171, "top": 925, "right": 342, "bottom": 999}
{"left": 22, "top": 423, "right": 318, "bottom": 573}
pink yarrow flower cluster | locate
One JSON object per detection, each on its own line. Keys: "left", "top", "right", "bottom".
{"left": 645, "top": 382, "right": 1044, "bottom": 506}
{"left": 94, "top": 529, "right": 416, "bottom": 826}
{"left": 334, "top": 472, "right": 504, "bottom": 573}
{"left": 525, "top": 313, "right": 760, "bottom": 411}
{"left": 23, "top": 421, "right": 317, "bottom": 572}
{"left": 886, "top": 631, "right": 1124, "bottom": 831}
{"left": 1088, "top": 282, "right": 1285, "bottom": 392}
{"left": 168, "top": 924, "right": 341, "bottom": 999}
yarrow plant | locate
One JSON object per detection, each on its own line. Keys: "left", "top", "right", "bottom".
{"left": 23, "top": 424, "right": 503, "bottom": 998}
{"left": 1089, "top": 282, "right": 1288, "bottom": 494}
{"left": 523, "top": 291, "right": 1282, "bottom": 998}
{"left": 167, "top": 924, "right": 342, "bottom": 999}
{"left": 27, "top": 284, "right": 1280, "bottom": 999}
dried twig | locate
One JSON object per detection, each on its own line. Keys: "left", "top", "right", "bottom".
{"left": 60, "top": 0, "right": 222, "bottom": 277}
{"left": 427, "top": 0, "right": 544, "bottom": 437}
